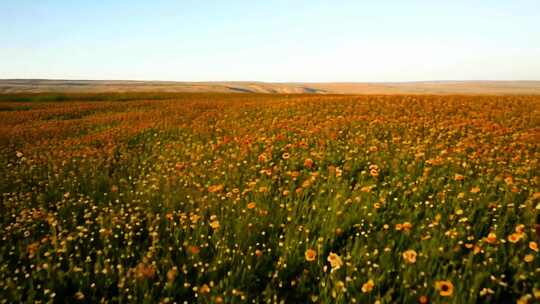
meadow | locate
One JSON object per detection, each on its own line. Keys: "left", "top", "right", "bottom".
{"left": 0, "top": 93, "right": 539, "bottom": 303}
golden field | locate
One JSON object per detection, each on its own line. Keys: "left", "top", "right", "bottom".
{"left": 0, "top": 93, "right": 539, "bottom": 303}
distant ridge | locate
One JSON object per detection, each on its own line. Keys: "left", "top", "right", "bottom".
{"left": 1, "top": 79, "right": 540, "bottom": 95}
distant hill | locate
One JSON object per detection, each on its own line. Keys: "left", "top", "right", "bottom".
{"left": 1, "top": 79, "right": 540, "bottom": 95}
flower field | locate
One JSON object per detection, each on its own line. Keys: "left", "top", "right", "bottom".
{"left": 0, "top": 93, "right": 539, "bottom": 303}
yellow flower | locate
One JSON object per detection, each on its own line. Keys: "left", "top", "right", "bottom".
{"left": 210, "top": 220, "right": 220, "bottom": 230}
{"left": 529, "top": 241, "right": 539, "bottom": 252}
{"left": 470, "top": 187, "right": 481, "bottom": 193}
{"left": 435, "top": 280, "right": 454, "bottom": 297}
{"left": 282, "top": 152, "right": 290, "bottom": 160}
{"left": 524, "top": 254, "right": 534, "bottom": 263}
{"left": 361, "top": 279, "right": 374, "bottom": 293}
{"left": 402, "top": 249, "right": 417, "bottom": 264}
{"left": 305, "top": 249, "right": 317, "bottom": 262}
{"left": 327, "top": 252, "right": 343, "bottom": 271}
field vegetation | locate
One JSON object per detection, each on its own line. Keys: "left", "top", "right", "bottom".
{"left": 0, "top": 93, "right": 539, "bottom": 303}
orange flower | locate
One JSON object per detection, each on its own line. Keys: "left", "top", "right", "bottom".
{"left": 485, "top": 232, "right": 497, "bottom": 244}
{"left": 199, "top": 284, "right": 211, "bottom": 294}
{"left": 402, "top": 222, "right": 413, "bottom": 232}
{"left": 210, "top": 220, "right": 220, "bottom": 230}
{"left": 304, "top": 158, "right": 314, "bottom": 169}
{"left": 255, "top": 249, "right": 263, "bottom": 257}
{"left": 370, "top": 168, "right": 379, "bottom": 177}
{"left": 247, "top": 202, "right": 256, "bottom": 209}
{"left": 134, "top": 262, "right": 156, "bottom": 280}
{"left": 524, "top": 254, "right": 534, "bottom": 263}
{"left": 435, "top": 280, "right": 454, "bottom": 297}
{"left": 454, "top": 174, "right": 464, "bottom": 181}
{"left": 529, "top": 241, "right": 539, "bottom": 252}
{"left": 282, "top": 152, "right": 290, "bottom": 160}
{"left": 470, "top": 187, "right": 481, "bottom": 193}
{"left": 166, "top": 267, "right": 178, "bottom": 283}
{"left": 305, "top": 249, "right": 317, "bottom": 262}
{"left": 208, "top": 184, "right": 224, "bottom": 193}
{"left": 402, "top": 249, "right": 417, "bottom": 264}
{"left": 419, "top": 295, "right": 429, "bottom": 304}
{"left": 188, "top": 245, "right": 200, "bottom": 255}
{"left": 327, "top": 252, "right": 343, "bottom": 271}
{"left": 361, "top": 279, "right": 374, "bottom": 293}
{"left": 507, "top": 233, "right": 522, "bottom": 243}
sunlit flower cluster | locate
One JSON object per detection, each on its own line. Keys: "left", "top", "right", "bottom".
{"left": 0, "top": 93, "right": 539, "bottom": 303}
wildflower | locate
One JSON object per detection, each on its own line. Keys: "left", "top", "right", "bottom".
{"left": 517, "top": 295, "right": 531, "bottom": 304}
{"left": 305, "top": 249, "right": 317, "bottom": 262}
{"left": 255, "top": 249, "right": 263, "bottom": 257}
{"left": 524, "top": 254, "right": 534, "bottom": 263}
{"left": 470, "top": 187, "right": 481, "bottom": 193}
{"left": 74, "top": 291, "right": 85, "bottom": 301}
{"left": 533, "top": 288, "right": 540, "bottom": 299}
{"left": 327, "top": 252, "right": 343, "bottom": 271}
{"left": 402, "top": 222, "right": 413, "bottom": 232}
{"left": 529, "top": 241, "right": 538, "bottom": 252}
{"left": 282, "top": 152, "right": 290, "bottom": 160}
{"left": 361, "top": 279, "right": 374, "bottom": 293}
{"left": 27, "top": 242, "right": 40, "bottom": 258}
{"left": 188, "top": 245, "right": 200, "bottom": 255}
{"left": 16, "top": 151, "right": 23, "bottom": 158}
{"left": 454, "top": 174, "right": 464, "bottom": 181}
{"left": 402, "top": 249, "right": 417, "bottom": 264}
{"left": 304, "top": 158, "right": 314, "bottom": 169}
{"left": 200, "top": 284, "right": 211, "bottom": 294}
{"left": 134, "top": 262, "right": 156, "bottom": 280}
{"left": 418, "top": 295, "right": 429, "bottom": 304}
{"left": 479, "top": 288, "right": 495, "bottom": 296}
{"left": 208, "top": 184, "right": 224, "bottom": 193}
{"left": 258, "top": 153, "right": 268, "bottom": 162}
{"left": 210, "top": 220, "right": 220, "bottom": 230}
{"left": 435, "top": 280, "right": 454, "bottom": 297}
{"left": 507, "top": 233, "right": 522, "bottom": 243}
{"left": 485, "top": 232, "right": 497, "bottom": 244}
{"left": 247, "top": 202, "right": 256, "bottom": 209}
{"left": 167, "top": 267, "right": 178, "bottom": 283}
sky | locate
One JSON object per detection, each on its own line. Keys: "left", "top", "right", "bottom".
{"left": 1, "top": 0, "right": 540, "bottom": 82}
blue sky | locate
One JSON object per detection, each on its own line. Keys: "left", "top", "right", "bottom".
{"left": 1, "top": 0, "right": 539, "bottom": 82}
